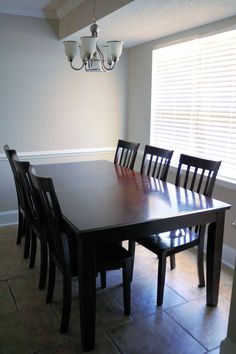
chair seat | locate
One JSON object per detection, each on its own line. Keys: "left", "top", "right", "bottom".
{"left": 69, "top": 239, "right": 132, "bottom": 276}
{"left": 137, "top": 228, "right": 199, "bottom": 255}
{"left": 96, "top": 244, "right": 132, "bottom": 263}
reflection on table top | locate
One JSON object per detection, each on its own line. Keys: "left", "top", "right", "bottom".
{"left": 35, "top": 160, "right": 230, "bottom": 233}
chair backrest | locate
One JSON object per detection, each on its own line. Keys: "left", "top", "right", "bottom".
{"left": 4, "top": 145, "right": 16, "bottom": 174}
{"left": 12, "top": 155, "right": 39, "bottom": 225}
{"left": 140, "top": 145, "right": 174, "bottom": 181}
{"left": 4, "top": 145, "right": 20, "bottom": 195}
{"left": 4, "top": 146, "right": 27, "bottom": 212}
{"left": 175, "top": 154, "right": 221, "bottom": 197}
{"left": 114, "top": 139, "right": 140, "bottom": 169}
{"left": 29, "top": 166, "right": 67, "bottom": 267}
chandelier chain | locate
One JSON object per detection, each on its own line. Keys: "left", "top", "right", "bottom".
{"left": 93, "top": 0, "right": 97, "bottom": 23}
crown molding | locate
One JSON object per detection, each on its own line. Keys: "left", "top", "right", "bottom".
{"left": 56, "top": 0, "right": 84, "bottom": 19}
{"left": 0, "top": 4, "right": 58, "bottom": 19}
{"left": 0, "top": 0, "right": 84, "bottom": 19}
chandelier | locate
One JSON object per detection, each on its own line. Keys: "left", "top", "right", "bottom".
{"left": 63, "top": 1, "right": 124, "bottom": 72}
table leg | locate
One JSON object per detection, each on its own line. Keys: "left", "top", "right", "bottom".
{"left": 206, "top": 211, "right": 226, "bottom": 306}
{"left": 77, "top": 236, "right": 96, "bottom": 351}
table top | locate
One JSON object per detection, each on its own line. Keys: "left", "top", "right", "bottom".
{"left": 35, "top": 160, "right": 230, "bottom": 234}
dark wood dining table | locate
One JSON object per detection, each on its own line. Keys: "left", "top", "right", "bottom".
{"left": 36, "top": 160, "right": 231, "bottom": 351}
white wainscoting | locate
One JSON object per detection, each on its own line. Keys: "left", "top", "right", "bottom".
{"left": 0, "top": 147, "right": 115, "bottom": 162}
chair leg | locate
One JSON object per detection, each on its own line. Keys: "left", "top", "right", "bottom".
{"left": 23, "top": 221, "right": 31, "bottom": 259}
{"left": 39, "top": 240, "right": 48, "bottom": 290}
{"left": 29, "top": 230, "right": 37, "bottom": 269}
{"left": 170, "top": 255, "right": 176, "bottom": 270}
{"left": 128, "top": 240, "right": 136, "bottom": 281}
{"left": 157, "top": 252, "right": 167, "bottom": 306}
{"left": 122, "top": 259, "right": 132, "bottom": 316}
{"left": 60, "top": 273, "right": 72, "bottom": 333}
{"left": 100, "top": 271, "right": 106, "bottom": 288}
{"left": 16, "top": 211, "right": 24, "bottom": 245}
{"left": 197, "top": 235, "right": 205, "bottom": 287}
{"left": 46, "top": 256, "right": 56, "bottom": 303}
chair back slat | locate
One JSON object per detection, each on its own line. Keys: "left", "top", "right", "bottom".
{"left": 152, "top": 156, "right": 158, "bottom": 176}
{"left": 114, "top": 139, "right": 140, "bottom": 170}
{"left": 196, "top": 169, "right": 204, "bottom": 193}
{"left": 147, "top": 155, "right": 153, "bottom": 176}
{"left": 140, "top": 145, "right": 174, "bottom": 181}
{"left": 190, "top": 167, "right": 197, "bottom": 191}
{"left": 175, "top": 154, "right": 221, "bottom": 197}
{"left": 203, "top": 171, "right": 211, "bottom": 195}
{"left": 123, "top": 149, "right": 131, "bottom": 168}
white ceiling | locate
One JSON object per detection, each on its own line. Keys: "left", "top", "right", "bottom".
{"left": 70, "top": 0, "right": 236, "bottom": 47}
{"left": 1, "top": 0, "right": 236, "bottom": 47}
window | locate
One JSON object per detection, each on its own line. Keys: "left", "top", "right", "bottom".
{"left": 150, "top": 29, "right": 236, "bottom": 180}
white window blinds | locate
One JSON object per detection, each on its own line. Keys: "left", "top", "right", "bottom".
{"left": 150, "top": 29, "right": 236, "bottom": 181}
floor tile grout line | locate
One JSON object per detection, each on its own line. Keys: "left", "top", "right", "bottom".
{"left": 104, "top": 330, "right": 123, "bottom": 354}
{"left": 164, "top": 310, "right": 209, "bottom": 352}
{"left": 7, "top": 279, "right": 19, "bottom": 311}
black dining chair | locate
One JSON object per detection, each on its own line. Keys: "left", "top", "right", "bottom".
{"left": 140, "top": 144, "right": 174, "bottom": 180}
{"left": 13, "top": 156, "right": 48, "bottom": 289}
{"left": 128, "top": 145, "right": 174, "bottom": 277}
{"left": 114, "top": 139, "right": 140, "bottom": 170}
{"left": 29, "top": 166, "right": 133, "bottom": 334}
{"left": 4, "top": 145, "right": 31, "bottom": 259}
{"left": 136, "top": 153, "right": 221, "bottom": 306}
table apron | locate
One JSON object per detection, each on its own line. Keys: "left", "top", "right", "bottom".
{"left": 78, "top": 209, "right": 222, "bottom": 242}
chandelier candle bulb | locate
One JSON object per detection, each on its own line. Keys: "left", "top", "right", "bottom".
{"left": 80, "top": 36, "right": 97, "bottom": 60}
{"left": 63, "top": 41, "right": 77, "bottom": 62}
{"left": 107, "top": 41, "right": 124, "bottom": 62}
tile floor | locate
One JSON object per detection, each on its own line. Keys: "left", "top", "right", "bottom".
{"left": 0, "top": 225, "right": 233, "bottom": 354}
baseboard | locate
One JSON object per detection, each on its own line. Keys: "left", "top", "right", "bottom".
{"left": 222, "top": 244, "right": 236, "bottom": 269}
{"left": 0, "top": 210, "right": 18, "bottom": 226}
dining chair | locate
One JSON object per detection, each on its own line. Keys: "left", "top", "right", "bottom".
{"left": 29, "top": 166, "right": 133, "bottom": 334}
{"left": 128, "top": 145, "right": 174, "bottom": 277}
{"left": 4, "top": 145, "right": 31, "bottom": 258}
{"left": 136, "top": 153, "right": 221, "bottom": 306}
{"left": 140, "top": 144, "right": 174, "bottom": 179}
{"left": 114, "top": 139, "right": 140, "bottom": 169}
{"left": 13, "top": 155, "right": 48, "bottom": 289}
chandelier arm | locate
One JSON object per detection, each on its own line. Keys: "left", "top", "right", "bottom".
{"left": 70, "top": 60, "right": 85, "bottom": 71}
{"left": 101, "top": 61, "right": 116, "bottom": 71}
{"left": 96, "top": 45, "right": 104, "bottom": 61}
{"left": 96, "top": 45, "right": 116, "bottom": 71}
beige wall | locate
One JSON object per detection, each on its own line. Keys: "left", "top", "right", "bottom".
{"left": 127, "top": 17, "right": 236, "bottom": 261}
{"left": 0, "top": 13, "right": 128, "bottom": 213}
{"left": 0, "top": 13, "right": 128, "bottom": 152}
